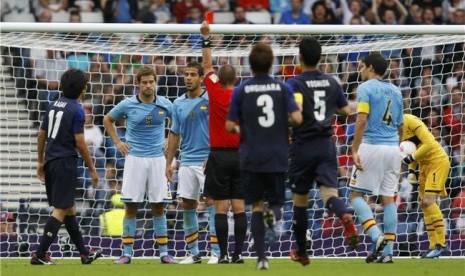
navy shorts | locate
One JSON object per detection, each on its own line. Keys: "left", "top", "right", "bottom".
{"left": 289, "top": 137, "right": 338, "bottom": 195}
{"left": 204, "top": 148, "right": 243, "bottom": 200}
{"left": 44, "top": 157, "right": 78, "bottom": 209}
{"left": 241, "top": 171, "right": 285, "bottom": 206}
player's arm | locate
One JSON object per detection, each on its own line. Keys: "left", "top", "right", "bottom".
{"left": 37, "top": 129, "right": 46, "bottom": 182}
{"left": 335, "top": 85, "right": 351, "bottom": 116}
{"left": 165, "top": 131, "right": 180, "bottom": 182}
{"left": 286, "top": 83, "right": 302, "bottom": 126}
{"left": 336, "top": 105, "right": 351, "bottom": 116}
{"left": 103, "top": 113, "right": 130, "bottom": 156}
{"left": 225, "top": 120, "right": 240, "bottom": 134}
{"left": 351, "top": 108, "right": 368, "bottom": 171}
{"left": 226, "top": 86, "right": 241, "bottom": 133}
{"left": 76, "top": 133, "right": 99, "bottom": 188}
{"left": 403, "top": 122, "right": 437, "bottom": 164}
{"left": 200, "top": 21, "right": 214, "bottom": 75}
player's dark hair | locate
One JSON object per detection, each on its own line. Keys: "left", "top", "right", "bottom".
{"left": 362, "top": 52, "right": 388, "bottom": 76}
{"left": 136, "top": 65, "right": 157, "bottom": 83}
{"left": 186, "top": 61, "right": 204, "bottom": 76}
{"left": 299, "top": 36, "right": 321, "bottom": 67}
{"left": 60, "top": 68, "right": 87, "bottom": 99}
{"left": 218, "top": 64, "right": 236, "bottom": 86}
{"left": 249, "top": 42, "right": 273, "bottom": 75}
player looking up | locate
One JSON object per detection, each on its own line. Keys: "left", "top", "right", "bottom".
{"left": 226, "top": 42, "right": 302, "bottom": 270}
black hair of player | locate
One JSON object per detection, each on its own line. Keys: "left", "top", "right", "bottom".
{"left": 299, "top": 36, "right": 321, "bottom": 67}
{"left": 362, "top": 52, "right": 388, "bottom": 76}
{"left": 186, "top": 61, "right": 204, "bottom": 76}
{"left": 218, "top": 64, "right": 236, "bottom": 86}
{"left": 60, "top": 68, "right": 87, "bottom": 99}
{"left": 249, "top": 42, "right": 273, "bottom": 75}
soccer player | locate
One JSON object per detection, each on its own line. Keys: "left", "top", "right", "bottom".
{"left": 348, "top": 53, "right": 404, "bottom": 263}
{"left": 401, "top": 113, "right": 450, "bottom": 258}
{"left": 31, "top": 68, "right": 102, "bottom": 265}
{"left": 286, "top": 37, "right": 359, "bottom": 266}
{"left": 200, "top": 21, "right": 247, "bottom": 264}
{"left": 103, "top": 66, "right": 177, "bottom": 264}
{"left": 226, "top": 43, "right": 302, "bottom": 270}
{"left": 165, "top": 61, "right": 220, "bottom": 264}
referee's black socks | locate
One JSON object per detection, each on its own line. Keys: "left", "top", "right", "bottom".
{"left": 215, "top": 213, "right": 229, "bottom": 257}
{"left": 233, "top": 212, "right": 247, "bottom": 257}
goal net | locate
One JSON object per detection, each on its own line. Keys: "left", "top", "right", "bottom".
{"left": 0, "top": 23, "right": 464, "bottom": 258}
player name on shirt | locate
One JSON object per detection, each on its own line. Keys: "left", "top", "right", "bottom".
{"left": 244, "top": 83, "right": 282, "bottom": 93}
{"left": 53, "top": 101, "right": 68, "bottom": 108}
{"left": 305, "top": 79, "right": 330, "bottom": 88}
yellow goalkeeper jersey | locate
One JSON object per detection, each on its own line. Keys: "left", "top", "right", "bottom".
{"left": 401, "top": 114, "right": 448, "bottom": 165}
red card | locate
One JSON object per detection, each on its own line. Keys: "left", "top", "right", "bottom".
{"left": 205, "top": 11, "right": 214, "bottom": 24}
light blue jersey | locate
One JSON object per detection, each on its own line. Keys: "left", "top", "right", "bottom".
{"left": 171, "top": 91, "right": 209, "bottom": 166}
{"left": 357, "top": 79, "right": 403, "bottom": 145}
{"left": 109, "top": 95, "right": 172, "bottom": 157}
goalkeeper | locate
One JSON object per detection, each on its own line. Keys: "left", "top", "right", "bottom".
{"left": 401, "top": 113, "right": 450, "bottom": 258}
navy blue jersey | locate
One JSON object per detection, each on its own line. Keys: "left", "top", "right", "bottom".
{"left": 287, "top": 71, "right": 348, "bottom": 141}
{"left": 228, "top": 75, "right": 299, "bottom": 173}
{"left": 40, "top": 97, "right": 85, "bottom": 163}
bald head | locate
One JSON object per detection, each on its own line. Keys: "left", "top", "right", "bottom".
{"left": 218, "top": 64, "right": 236, "bottom": 86}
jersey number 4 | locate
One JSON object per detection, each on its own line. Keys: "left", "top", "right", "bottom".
{"left": 47, "top": 110, "right": 64, "bottom": 139}
{"left": 382, "top": 99, "right": 393, "bottom": 126}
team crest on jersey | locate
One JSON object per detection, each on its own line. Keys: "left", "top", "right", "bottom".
{"left": 158, "top": 110, "right": 165, "bottom": 116}
{"left": 209, "top": 74, "right": 219, "bottom": 83}
{"left": 200, "top": 105, "right": 207, "bottom": 110}
{"left": 146, "top": 115, "right": 153, "bottom": 126}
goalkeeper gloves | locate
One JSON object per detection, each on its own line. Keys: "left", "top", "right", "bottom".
{"left": 407, "top": 169, "right": 419, "bottom": 185}
{"left": 402, "top": 154, "right": 415, "bottom": 165}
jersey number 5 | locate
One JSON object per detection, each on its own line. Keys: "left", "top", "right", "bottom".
{"left": 314, "top": 90, "right": 326, "bottom": 121}
{"left": 382, "top": 99, "right": 393, "bottom": 126}
{"left": 47, "top": 110, "right": 64, "bottom": 139}
{"left": 257, "top": 94, "right": 275, "bottom": 128}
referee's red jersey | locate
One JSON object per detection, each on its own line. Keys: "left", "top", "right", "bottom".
{"left": 204, "top": 71, "right": 240, "bottom": 148}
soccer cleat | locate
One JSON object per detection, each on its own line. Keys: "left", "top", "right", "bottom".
{"left": 256, "top": 258, "right": 270, "bottom": 270}
{"left": 365, "top": 235, "right": 388, "bottom": 263}
{"left": 81, "top": 249, "right": 103, "bottom": 265}
{"left": 263, "top": 210, "right": 277, "bottom": 245}
{"left": 290, "top": 250, "right": 310, "bottom": 266}
{"left": 342, "top": 214, "right": 359, "bottom": 250}
{"left": 114, "top": 255, "right": 132, "bottom": 264}
{"left": 179, "top": 254, "right": 202, "bottom": 264}
{"left": 421, "top": 248, "right": 435, "bottom": 258}
{"left": 207, "top": 253, "right": 219, "bottom": 264}
{"left": 376, "top": 254, "right": 394, "bottom": 263}
{"left": 231, "top": 254, "right": 244, "bottom": 264}
{"left": 424, "top": 244, "right": 447, "bottom": 258}
{"left": 30, "top": 252, "right": 54, "bottom": 265}
{"left": 160, "top": 254, "right": 178, "bottom": 264}
{"left": 218, "top": 255, "right": 230, "bottom": 264}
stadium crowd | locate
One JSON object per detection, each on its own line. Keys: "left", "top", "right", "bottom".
{"left": 1, "top": 0, "right": 464, "bottom": 243}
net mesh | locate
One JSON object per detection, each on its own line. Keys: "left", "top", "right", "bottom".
{"left": 0, "top": 29, "right": 464, "bottom": 258}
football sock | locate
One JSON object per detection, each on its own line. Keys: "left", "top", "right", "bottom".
{"left": 122, "top": 218, "right": 136, "bottom": 257}
{"left": 215, "top": 213, "right": 229, "bottom": 256}
{"left": 183, "top": 209, "right": 200, "bottom": 256}
{"left": 351, "top": 196, "right": 382, "bottom": 243}
{"left": 424, "top": 203, "right": 445, "bottom": 247}
{"left": 381, "top": 203, "right": 397, "bottom": 256}
{"left": 153, "top": 216, "right": 168, "bottom": 257}
{"left": 233, "top": 212, "right": 247, "bottom": 257}
{"left": 64, "top": 215, "right": 89, "bottom": 255}
{"left": 251, "top": 212, "right": 266, "bottom": 260}
{"left": 207, "top": 205, "right": 220, "bottom": 256}
{"left": 36, "top": 216, "right": 62, "bottom": 258}
{"left": 325, "top": 196, "right": 347, "bottom": 220}
{"left": 292, "top": 206, "right": 308, "bottom": 256}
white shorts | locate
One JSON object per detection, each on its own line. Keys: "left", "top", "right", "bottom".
{"left": 121, "top": 155, "right": 172, "bottom": 203}
{"left": 349, "top": 143, "right": 401, "bottom": 197}
{"left": 177, "top": 165, "right": 205, "bottom": 201}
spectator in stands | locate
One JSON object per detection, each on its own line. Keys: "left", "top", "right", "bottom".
{"left": 111, "top": 55, "right": 136, "bottom": 96}
{"left": 443, "top": 86, "right": 464, "bottom": 151}
{"left": 99, "top": 193, "right": 125, "bottom": 236}
{"left": 1, "top": 0, "right": 32, "bottom": 21}
{"left": 36, "top": 0, "right": 69, "bottom": 16}
{"left": 406, "top": 4, "right": 424, "bottom": 24}
{"left": 410, "top": 87, "right": 433, "bottom": 120}
{"left": 270, "top": 0, "right": 291, "bottom": 14}
{"left": 231, "top": 6, "right": 253, "bottom": 23}
{"left": 317, "top": 58, "right": 342, "bottom": 84}
{"left": 445, "top": 62, "right": 464, "bottom": 92}
{"left": 0, "top": 211, "right": 15, "bottom": 234}
{"left": 236, "top": 0, "right": 269, "bottom": 11}
{"left": 136, "top": 0, "right": 173, "bottom": 23}
{"left": 387, "top": 59, "right": 410, "bottom": 96}
{"left": 276, "top": 55, "right": 302, "bottom": 82}
{"left": 450, "top": 8, "right": 465, "bottom": 24}
{"left": 157, "top": 56, "right": 187, "bottom": 101}
{"left": 444, "top": 1, "right": 465, "bottom": 23}
{"left": 342, "top": 0, "right": 367, "bottom": 25}
{"left": 280, "top": 0, "right": 310, "bottom": 24}
{"left": 373, "top": 0, "right": 408, "bottom": 25}
{"left": 201, "top": 0, "right": 229, "bottom": 11}
{"left": 184, "top": 7, "right": 204, "bottom": 48}
{"left": 172, "top": 0, "right": 205, "bottom": 23}
{"left": 311, "top": 0, "right": 338, "bottom": 24}
{"left": 413, "top": 64, "right": 446, "bottom": 105}
{"left": 101, "top": 0, "right": 139, "bottom": 23}
{"left": 411, "top": 0, "right": 443, "bottom": 24}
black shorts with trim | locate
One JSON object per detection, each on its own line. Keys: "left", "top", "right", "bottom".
{"left": 204, "top": 148, "right": 243, "bottom": 200}
{"left": 44, "top": 156, "right": 78, "bottom": 209}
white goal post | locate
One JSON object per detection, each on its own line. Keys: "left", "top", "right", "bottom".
{"left": 0, "top": 23, "right": 464, "bottom": 259}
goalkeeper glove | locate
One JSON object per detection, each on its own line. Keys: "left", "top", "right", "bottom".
{"left": 407, "top": 169, "right": 419, "bottom": 185}
{"left": 402, "top": 154, "right": 415, "bottom": 165}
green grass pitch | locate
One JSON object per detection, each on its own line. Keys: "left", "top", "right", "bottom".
{"left": 1, "top": 258, "right": 464, "bottom": 276}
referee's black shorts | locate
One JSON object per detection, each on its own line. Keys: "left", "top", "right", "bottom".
{"left": 204, "top": 148, "right": 243, "bottom": 200}
{"left": 44, "top": 156, "right": 78, "bottom": 209}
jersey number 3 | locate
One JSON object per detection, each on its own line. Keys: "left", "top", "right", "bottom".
{"left": 47, "top": 110, "right": 64, "bottom": 139}
{"left": 257, "top": 94, "right": 275, "bottom": 127}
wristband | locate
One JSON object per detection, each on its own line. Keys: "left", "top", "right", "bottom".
{"left": 202, "top": 36, "right": 212, "bottom": 48}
